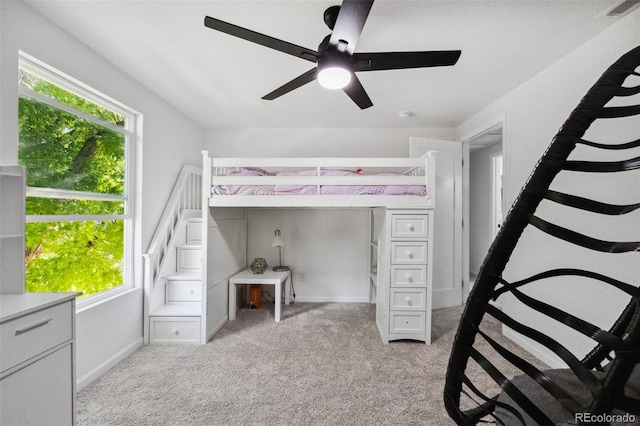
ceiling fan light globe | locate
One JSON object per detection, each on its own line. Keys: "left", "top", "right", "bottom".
{"left": 318, "top": 66, "right": 352, "bottom": 90}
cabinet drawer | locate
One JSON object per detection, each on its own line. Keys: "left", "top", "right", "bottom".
{"left": 150, "top": 317, "right": 200, "bottom": 344}
{"left": 391, "top": 242, "right": 427, "bottom": 264}
{"left": 390, "top": 288, "right": 426, "bottom": 311}
{"left": 177, "top": 247, "right": 202, "bottom": 270}
{"left": 1, "top": 302, "right": 72, "bottom": 372}
{"left": 167, "top": 280, "right": 201, "bottom": 302}
{"left": 391, "top": 266, "right": 427, "bottom": 287}
{"left": 391, "top": 215, "right": 428, "bottom": 238}
{"left": 390, "top": 311, "right": 426, "bottom": 334}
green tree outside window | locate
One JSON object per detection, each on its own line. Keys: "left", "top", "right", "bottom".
{"left": 18, "top": 67, "right": 131, "bottom": 298}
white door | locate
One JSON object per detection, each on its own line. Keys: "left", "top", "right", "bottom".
{"left": 410, "top": 137, "right": 463, "bottom": 308}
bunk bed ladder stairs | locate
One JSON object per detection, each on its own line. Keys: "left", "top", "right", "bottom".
{"left": 147, "top": 213, "right": 204, "bottom": 344}
{"left": 164, "top": 215, "right": 203, "bottom": 311}
{"left": 143, "top": 164, "right": 204, "bottom": 344}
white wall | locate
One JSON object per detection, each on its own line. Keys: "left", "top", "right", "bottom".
{"left": 247, "top": 208, "right": 370, "bottom": 302}
{"left": 456, "top": 10, "right": 640, "bottom": 366}
{"left": 207, "top": 127, "right": 455, "bottom": 158}
{"left": 0, "top": 1, "right": 204, "bottom": 388}
{"left": 205, "top": 127, "right": 455, "bottom": 300}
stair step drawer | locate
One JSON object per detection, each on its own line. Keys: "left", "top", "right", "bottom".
{"left": 177, "top": 247, "right": 202, "bottom": 270}
{"left": 391, "top": 266, "right": 427, "bottom": 287}
{"left": 389, "top": 311, "right": 426, "bottom": 334}
{"left": 186, "top": 219, "right": 202, "bottom": 244}
{"left": 167, "top": 280, "right": 201, "bottom": 302}
{"left": 390, "top": 288, "right": 426, "bottom": 311}
{"left": 149, "top": 317, "right": 200, "bottom": 344}
{"left": 391, "top": 242, "right": 427, "bottom": 264}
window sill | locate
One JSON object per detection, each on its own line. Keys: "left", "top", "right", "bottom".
{"left": 76, "top": 285, "right": 139, "bottom": 313}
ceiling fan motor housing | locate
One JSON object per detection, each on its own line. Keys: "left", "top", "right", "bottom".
{"left": 317, "top": 52, "right": 353, "bottom": 89}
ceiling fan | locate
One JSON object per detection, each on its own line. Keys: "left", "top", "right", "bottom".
{"left": 204, "top": 0, "right": 461, "bottom": 110}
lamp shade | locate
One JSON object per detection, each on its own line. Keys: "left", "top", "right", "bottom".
{"left": 272, "top": 229, "right": 284, "bottom": 247}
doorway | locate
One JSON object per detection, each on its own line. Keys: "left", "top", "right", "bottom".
{"left": 464, "top": 125, "right": 504, "bottom": 292}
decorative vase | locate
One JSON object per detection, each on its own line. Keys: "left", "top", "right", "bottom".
{"left": 250, "top": 258, "right": 268, "bottom": 274}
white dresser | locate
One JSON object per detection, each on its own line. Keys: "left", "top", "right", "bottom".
{"left": 1, "top": 166, "right": 80, "bottom": 424}
{"left": 0, "top": 292, "right": 80, "bottom": 426}
{"left": 371, "top": 208, "right": 434, "bottom": 344}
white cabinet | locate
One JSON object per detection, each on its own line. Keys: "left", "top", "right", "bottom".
{"left": 0, "top": 166, "right": 80, "bottom": 424}
{"left": 372, "top": 208, "right": 434, "bottom": 344}
{"left": 0, "top": 293, "right": 80, "bottom": 425}
{"left": 0, "top": 166, "right": 26, "bottom": 294}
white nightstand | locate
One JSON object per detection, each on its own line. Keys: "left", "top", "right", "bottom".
{"left": 228, "top": 269, "right": 291, "bottom": 322}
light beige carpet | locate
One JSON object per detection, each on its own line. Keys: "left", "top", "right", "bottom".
{"left": 77, "top": 302, "right": 540, "bottom": 425}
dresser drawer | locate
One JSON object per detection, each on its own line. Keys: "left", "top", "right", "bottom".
{"left": 391, "top": 214, "right": 429, "bottom": 238}
{"left": 1, "top": 302, "right": 72, "bottom": 372}
{"left": 391, "top": 266, "right": 427, "bottom": 287}
{"left": 390, "top": 311, "right": 426, "bottom": 334}
{"left": 167, "top": 280, "right": 201, "bottom": 302}
{"left": 391, "top": 242, "right": 427, "bottom": 264}
{"left": 150, "top": 317, "right": 200, "bottom": 344}
{"left": 390, "top": 288, "right": 426, "bottom": 311}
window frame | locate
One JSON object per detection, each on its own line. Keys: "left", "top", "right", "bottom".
{"left": 18, "top": 52, "right": 140, "bottom": 308}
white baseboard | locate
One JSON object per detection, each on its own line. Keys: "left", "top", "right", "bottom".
{"left": 293, "top": 296, "right": 370, "bottom": 303}
{"left": 502, "top": 326, "right": 567, "bottom": 369}
{"left": 207, "top": 315, "right": 228, "bottom": 342}
{"left": 77, "top": 337, "right": 143, "bottom": 391}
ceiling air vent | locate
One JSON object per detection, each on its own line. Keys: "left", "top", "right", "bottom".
{"left": 602, "top": 0, "right": 640, "bottom": 17}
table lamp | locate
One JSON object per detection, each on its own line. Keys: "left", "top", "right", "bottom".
{"left": 271, "top": 229, "right": 289, "bottom": 272}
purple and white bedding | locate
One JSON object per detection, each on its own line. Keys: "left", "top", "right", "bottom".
{"left": 211, "top": 168, "right": 427, "bottom": 196}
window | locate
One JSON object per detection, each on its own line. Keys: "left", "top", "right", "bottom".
{"left": 18, "top": 54, "right": 138, "bottom": 302}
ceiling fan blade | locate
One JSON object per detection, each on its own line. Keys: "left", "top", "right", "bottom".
{"left": 329, "top": 0, "right": 374, "bottom": 54}
{"left": 262, "top": 68, "right": 319, "bottom": 101}
{"left": 353, "top": 50, "right": 461, "bottom": 71}
{"left": 204, "top": 16, "right": 320, "bottom": 62}
{"left": 343, "top": 74, "right": 373, "bottom": 109}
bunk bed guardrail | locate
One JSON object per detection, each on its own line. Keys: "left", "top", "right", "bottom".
{"left": 201, "top": 151, "right": 436, "bottom": 208}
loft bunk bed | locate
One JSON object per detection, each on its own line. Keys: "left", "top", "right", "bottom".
{"left": 201, "top": 151, "right": 436, "bottom": 209}
{"left": 199, "top": 150, "right": 438, "bottom": 344}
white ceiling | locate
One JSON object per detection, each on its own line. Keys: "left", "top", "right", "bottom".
{"left": 23, "top": 0, "right": 625, "bottom": 129}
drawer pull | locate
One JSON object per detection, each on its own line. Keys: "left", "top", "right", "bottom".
{"left": 406, "top": 251, "right": 414, "bottom": 259}
{"left": 406, "top": 274, "right": 413, "bottom": 282}
{"left": 15, "top": 318, "right": 53, "bottom": 336}
{"left": 172, "top": 329, "right": 180, "bottom": 335}
{"left": 405, "top": 297, "right": 412, "bottom": 306}
{"left": 408, "top": 224, "right": 415, "bottom": 232}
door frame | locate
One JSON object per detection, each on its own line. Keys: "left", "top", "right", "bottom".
{"left": 491, "top": 152, "right": 504, "bottom": 239}
{"left": 410, "top": 137, "right": 463, "bottom": 308}
{"left": 459, "top": 115, "right": 506, "bottom": 303}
